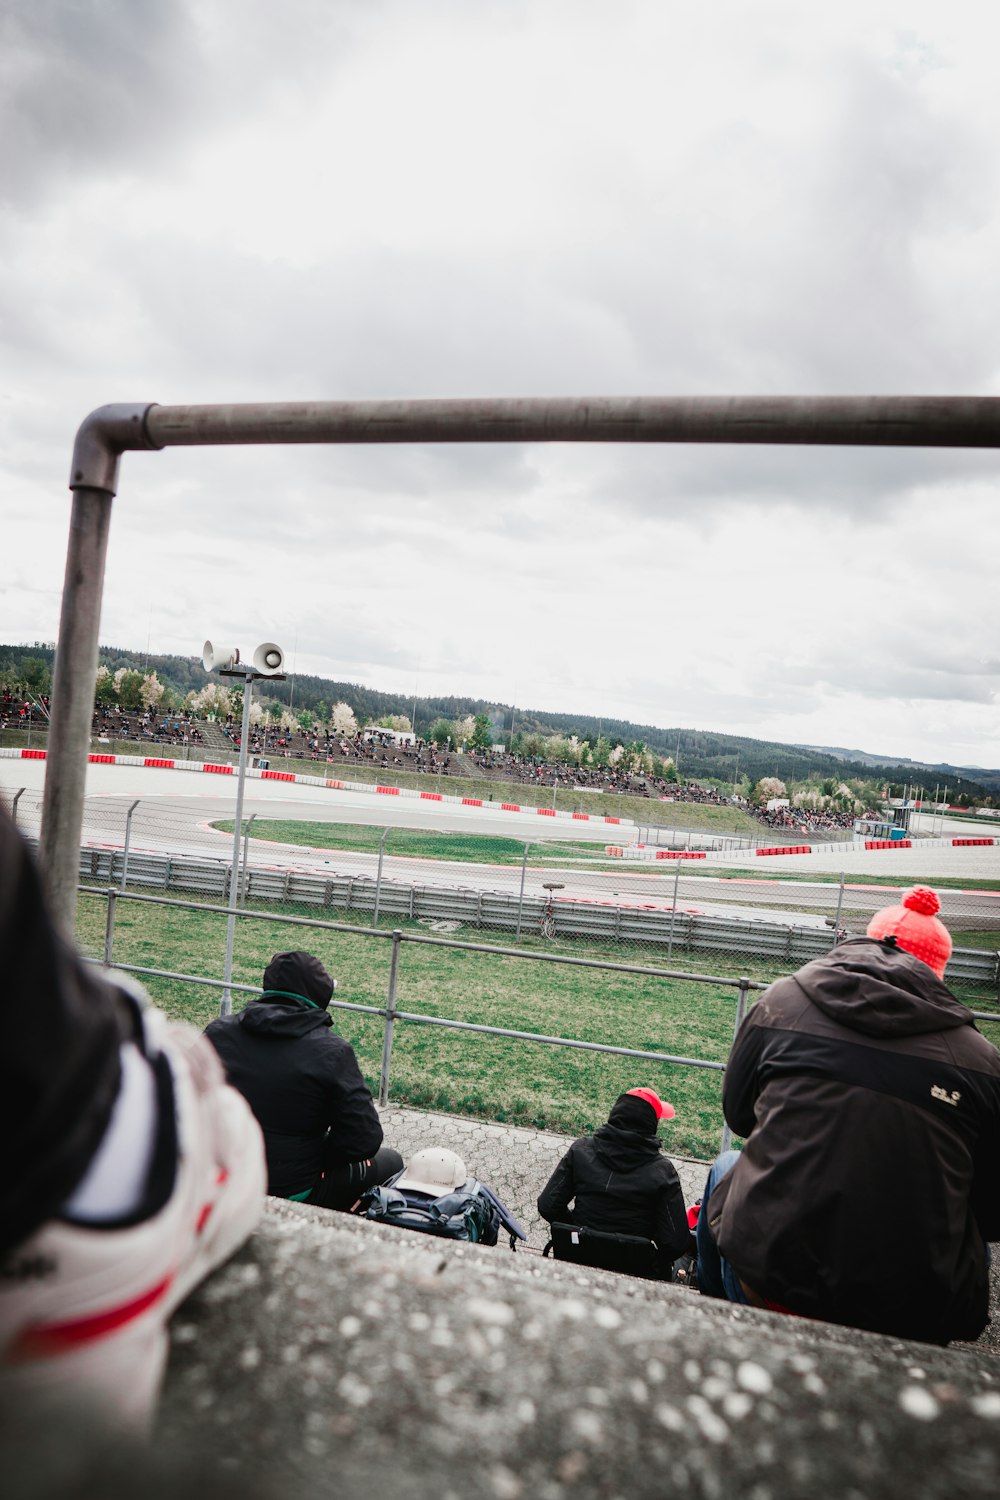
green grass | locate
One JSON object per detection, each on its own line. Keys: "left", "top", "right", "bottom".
{"left": 710, "top": 869, "right": 1000, "bottom": 891}
{"left": 75, "top": 884, "right": 999, "bottom": 1162}
{"left": 213, "top": 818, "right": 620, "bottom": 865}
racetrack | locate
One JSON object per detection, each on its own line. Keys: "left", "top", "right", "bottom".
{"left": 3, "top": 758, "right": 998, "bottom": 933}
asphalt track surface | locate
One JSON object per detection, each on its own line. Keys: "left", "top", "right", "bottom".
{"left": 4, "top": 760, "right": 999, "bottom": 931}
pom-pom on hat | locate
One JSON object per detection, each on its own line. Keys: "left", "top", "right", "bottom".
{"left": 866, "top": 887, "right": 952, "bottom": 980}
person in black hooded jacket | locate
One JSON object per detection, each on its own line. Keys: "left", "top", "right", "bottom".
{"left": 536, "top": 1088, "right": 693, "bottom": 1276}
{"left": 205, "top": 951, "right": 402, "bottom": 1209}
{"left": 698, "top": 887, "right": 1000, "bottom": 1345}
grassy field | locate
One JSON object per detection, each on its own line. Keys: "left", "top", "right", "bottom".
{"left": 75, "top": 883, "right": 1000, "bottom": 1162}
{"left": 74, "top": 890, "right": 768, "bottom": 1159}
{"left": 710, "top": 869, "right": 1000, "bottom": 891}
{"left": 213, "top": 818, "right": 626, "bottom": 865}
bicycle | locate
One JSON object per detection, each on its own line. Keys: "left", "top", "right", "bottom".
{"left": 539, "top": 882, "right": 564, "bottom": 939}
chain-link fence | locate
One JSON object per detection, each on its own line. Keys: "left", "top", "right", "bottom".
{"left": 8, "top": 782, "right": 999, "bottom": 1162}
{"left": 9, "top": 786, "right": 1000, "bottom": 996}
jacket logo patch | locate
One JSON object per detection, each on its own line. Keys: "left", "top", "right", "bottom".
{"left": 930, "top": 1085, "right": 961, "bottom": 1106}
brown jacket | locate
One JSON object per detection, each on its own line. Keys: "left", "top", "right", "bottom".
{"left": 708, "top": 937, "right": 1000, "bottom": 1344}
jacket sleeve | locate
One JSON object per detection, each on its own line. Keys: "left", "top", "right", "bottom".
{"left": 970, "top": 1078, "right": 1000, "bottom": 1243}
{"left": 537, "top": 1147, "right": 576, "bottom": 1223}
{"left": 653, "top": 1165, "right": 696, "bottom": 1265}
{"left": 721, "top": 1001, "right": 769, "bottom": 1140}
{"left": 322, "top": 1038, "right": 384, "bottom": 1162}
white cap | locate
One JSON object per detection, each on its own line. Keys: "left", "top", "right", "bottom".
{"left": 395, "top": 1147, "right": 468, "bottom": 1196}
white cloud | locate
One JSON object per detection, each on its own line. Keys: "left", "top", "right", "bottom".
{"left": 3, "top": 0, "right": 1000, "bottom": 769}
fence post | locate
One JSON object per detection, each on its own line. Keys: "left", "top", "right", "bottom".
{"left": 379, "top": 929, "right": 403, "bottom": 1106}
{"left": 515, "top": 842, "right": 529, "bottom": 939}
{"left": 103, "top": 889, "right": 118, "bottom": 966}
{"left": 832, "top": 872, "right": 846, "bottom": 944}
{"left": 121, "top": 798, "right": 141, "bottom": 889}
{"left": 720, "top": 977, "right": 750, "bottom": 1153}
{"left": 667, "top": 860, "right": 682, "bottom": 960}
{"left": 373, "top": 827, "right": 389, "bottom": 926}
{"left": 241, "top": 813, "right": 256, "bottom": 907}
{"left": 11, "top": 787, "right": 25, "bottom": 823}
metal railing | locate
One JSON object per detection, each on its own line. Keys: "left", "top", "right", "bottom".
{"left": 85, "top": 877, "right": 1000, "bottom": 1158}
{"left": 87, "top": 883, "right": 760, "bottom": 1152}
{"left": 68, "top": 837, "right": 1000, "bottom": 987}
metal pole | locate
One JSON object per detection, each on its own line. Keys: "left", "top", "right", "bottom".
{"left": 373, "top": 827, "right": 389, "bottom": 925}
{"left": 552, "top": 775, "right": 557, "bottom": 810}
{"left": 39, "top": 486, "right": 114, "bottom": 932}
{"left": 720, "top": 977, "right": 751, "bottom": 1153}
{"left": 667, "top": 860, "right": 682, "bottom": 960}
{"left": 103, "top": 889, "right": 118, "bottom": 966}
{"left": 241, "top": 812, "right": 256, "bottom": 907}
{"left": 121, "top": 798, "right": 140, "bottom": 889}
{"left": 43, "top": 394, "right": 1000, "bottom": 931}
{"left": 378, "top": 930, "right": 403, "bottom": 1105}
{"left": 220, "top": 671, "right": 254, "bottom": 1015}
{"left": 515, "top": 842, "right": 529, "bottom": 940}
{"left": 833, "top": 873, "right": 846, "bottom": 944}
{"left": 11, "top": 788, "right": 25, "bottom": 823}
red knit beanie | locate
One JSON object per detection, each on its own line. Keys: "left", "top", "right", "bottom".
{"left": 866, "top": 887, "right": 952, "bottom": 979}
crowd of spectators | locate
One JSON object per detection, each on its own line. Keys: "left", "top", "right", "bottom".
{"left": 751, "top": 803, "right": 876, "bottom": 833}
{"left": 0, "top": 688, "right": 48, "bottom": 733}
{"left": 89, "top": 704, "right": 204, "bottom": 749}
{"left": 222, "top": 723, "right": 455, "bottom": 776}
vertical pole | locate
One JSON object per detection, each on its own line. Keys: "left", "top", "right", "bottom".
{"left": 121, "top": 798, "right": 140, "bottom": 889}
{"left": 833, "top": 872, "right": 846, "bottom": 945}
{"left": 667, "top": 858, "right": 681, "bottom": 960}
{"left": 241, "top": 812, "right": 256, "bottom": 907}
{"left": 220, "top": 672, "right": 254, "bottom": 1016}
{"left": 103, "top": 889, "right": 118, "bottom": 966}
{"left": 11, "top": 788, "right": 25, "bottom": 823}
{"left": 373, "top": 827, "right": 388, "bottom": 925}
{"left": 40, "top": 487, "right": 114, "bottom": 933}
{"left": 720, "top": 977, "right": 750, "bottom": 1153}
{"left": 379, "top": 930, "right": 402, "bottom": 1105}
{"left": 515, "top": 842, "right": 529, "bottom": 939}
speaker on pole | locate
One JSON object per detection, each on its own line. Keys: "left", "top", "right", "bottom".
{"left": 203, "top": 641, "right": 239, "bottom": 672}
{"left": 252, "top": 642, "right": 285, "bottom": 676}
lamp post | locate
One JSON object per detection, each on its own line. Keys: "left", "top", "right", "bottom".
{"left": 203, "top": 639, "right": 286, "bottom": 1014}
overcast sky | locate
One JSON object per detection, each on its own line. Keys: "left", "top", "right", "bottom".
{"left": 3, "top": 1, "right": 1000, "bottom": 769}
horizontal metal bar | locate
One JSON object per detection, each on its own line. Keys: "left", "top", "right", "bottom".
{"left": 387, "top": 1008, "right": 726, "bottom": 1070}
{"left": 78, "top": 884, "right": 765, "bottom": 990}
{"left": 142, "top": 396, "right": 1000, "bottom": 453}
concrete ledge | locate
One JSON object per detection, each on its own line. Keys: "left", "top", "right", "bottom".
{"left": 154, "top": 1199, "right": 1000, "bottom": 1498}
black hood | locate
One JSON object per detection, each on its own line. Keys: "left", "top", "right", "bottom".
{"left": 239, "top": 998, "right": 333, "bottom": 1038}
{"left": 590, "top": 1121, "right": 663, "bottom": 1172}
{"left": 262, "top": 951, "right": 335, "bottom": 1007}
{"left": 793, "top": 937, "right": 973, "bottom": 1040}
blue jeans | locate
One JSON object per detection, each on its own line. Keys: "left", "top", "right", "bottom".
{"left": 695, "top": 1150, "right": 749, "bottom": 1304}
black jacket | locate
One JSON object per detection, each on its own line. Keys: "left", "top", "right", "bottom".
{"left": 205, "top": 967, "right": 382, "bottom": 1198}
{"left": 709, "top": 937, "right": 1000, "bottom": 1344}
{"left": 537, "top": 1119, "right": 692, "bottom": 1272}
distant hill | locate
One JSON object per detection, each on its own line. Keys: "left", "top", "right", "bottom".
{"left": 2, "top": 641, "right": 995, "bottom": 801}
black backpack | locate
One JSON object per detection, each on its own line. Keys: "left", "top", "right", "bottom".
{"left": 358, "top": 1177, "right": 526, "bottom": 1249}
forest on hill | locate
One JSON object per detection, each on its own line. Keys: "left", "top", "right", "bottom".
{"left": 2, "top": 639, "right": 996, "bottom": 802}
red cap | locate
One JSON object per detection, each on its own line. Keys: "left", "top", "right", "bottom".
{"left": 867, "top": 886, "right": 952, "bottom": 980}
{"left": 626, "top": 1088, "right": 675, "bottom": 1120}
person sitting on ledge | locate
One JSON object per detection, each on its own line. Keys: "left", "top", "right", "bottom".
{"left": 205, "top": 951, "right": 401, "bottom": 1210}
{"left": 697, "top": 886, "right": 1000, "bottom": 1345}
{"left": 537, "top": 1088, "right": 693, "bottom": 1277}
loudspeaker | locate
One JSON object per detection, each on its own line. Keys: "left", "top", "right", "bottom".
{"left": 203, "top": 640, "right": 239, "bottom": 672}
{"left": 252, "top": 641, "right": 285, "bottom": 676}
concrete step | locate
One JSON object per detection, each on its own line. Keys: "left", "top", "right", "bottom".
{"left": 154, "top": 1196, "right": 1000, "bottom": 1499}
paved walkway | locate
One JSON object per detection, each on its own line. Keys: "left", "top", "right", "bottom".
{"left": 378, "top": 1102, "right": 709, "bottom": 1251}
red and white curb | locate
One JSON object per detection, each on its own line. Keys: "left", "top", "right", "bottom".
{"left": 1, "top": 748, "right": 630, "bottom": 827}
